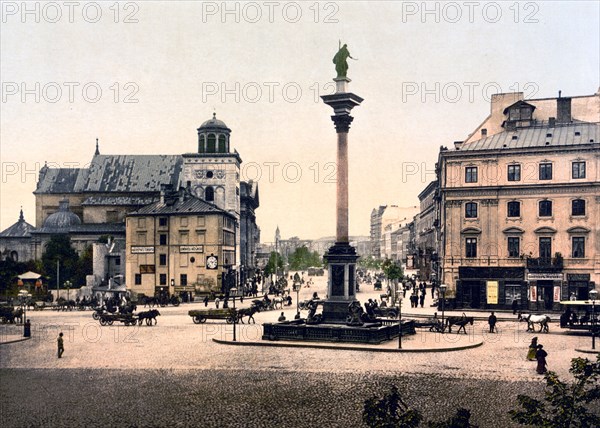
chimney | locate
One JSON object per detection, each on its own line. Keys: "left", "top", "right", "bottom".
{"left": 481, "top": 128, "right": 487, "bottom": 138}
{"left": 454, "top": 141, "right": 463, "bottom": 150}
{"left": 557, "top": 97, "right": 572, "bottom": 123}
{"left": 548, "top": 117, "right": 556, "bottom": 128}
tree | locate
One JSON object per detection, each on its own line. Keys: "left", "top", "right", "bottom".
{"left": 363, "top": 385, "right": 423, "bottom": 428}
{"left": 264, "top": 251, "right": 284, "bottom": 277}
{"left": 509, "top": 355, "right": 600, "bottom": 427}
{"left": 358, "top": 256, "right": 382, "bottom": 270}
{"left": 73, "top": 245, "right": 93, "bottom": 287}
{"left": 41, "top": 235, "right": 79, "bottom": 289}
{"left": 382, "top": 258, "right": 403, "bottom": 285}
{"left": 288, "top": 246, "right": 322, "bottom": 271}
{"left": 363, "top": 385, "right": 477, "bottom": 428}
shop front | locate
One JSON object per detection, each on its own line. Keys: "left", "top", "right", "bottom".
{"left": 526, "top": 272, "right": 563, "bottom": 311}
{"left": 566, "top": 273, "right": 593, "bottom": 300}
{"left": 457, "top": 267, "right": 526, "bottom": 310}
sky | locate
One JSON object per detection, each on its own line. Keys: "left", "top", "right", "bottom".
{"left": 1, "top": 1, "right": 599, "bottom": 241}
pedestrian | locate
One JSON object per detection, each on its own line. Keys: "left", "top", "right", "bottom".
{"left": 57, "top": 332, "right": 64, "bottom": 358}
{"left": 535, "top": 344, "right": 548, "bottom": 374}
{"left": 419, "top": 293, "right": 425, "bottom": 308}
{"left": 488, "top": 311, "right": 497, "bottom": 333}
{"left": 24, "top": 319, "right": 31, "bottom": 338}
{"left": 526, "top": 337, "right": 538, "bottom": 361}
{"left": 215, "top": 297, "right": 220, "bottom": 309}
{"left": 203, "top": 295, "right": 209, "bottom": 307}
{"left": 431, "top": 282, "right": 435, "bottom": 299}
{"left": 512, "top": 299, "right": 518, "bottom": 315}
{"left": 278, "top": 312, "right": 286, "bottom": 322}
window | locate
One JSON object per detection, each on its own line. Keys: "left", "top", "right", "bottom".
{"left": 539, "top": 238, "right": 552, "bottom": 260}
{"left": 572, "top": 161, "right": 586, "bottom": 179}
{"left": 206, "top": 171, "right": 213, "bottom": 178}
{"left": 180, "top": 274, "right": 188, "bottom": 286}
{"left": 207, "top": 134, "right": 216, "bottom": 153}
{"left": 134, "top": 274, "right": 142, "bottom": 285}
{"left": 139, "top": 265, "right": 155, "bottom": 274}
{"left": 205, "top": 186, "right": 214, "bottom": 202}
{"left": 508, "top": 237, "right": 520, "bottom": 258}
{"left": 465, "top": 167, "right": 478, "bottom": 183}
{"left": 465, "top": 238, "right": 477, "bottom": 258}
{"left": 137, "top": 218, "right": 146, "bottom": 228}
{"left": 505, "top": 285, "right": 521, "bottom": 305}
{"left": 507, "top": 164, "right": 521, "bottom": 181}
{"left": 180, "top": 217, "right": 188, "bottom": 227}
{"left": 159, "top": 234, "right": 167, "bottom": 245}
{"left": 159, "top": 254, "right": 167, "bottom": 266}
{"left": 507, "top": 201, "right": 521, "bottom": 218}
{"left": 218, "top": 135, "right": 227, "bottom": 153}
{"left": 539, "top": 200, "right": 552, "bottom": 217}
{"left": 159, "top": 274, "right": 167, "bottom": 286}
{"left": 572, "top": 237, "right": 585, "bottom": 258}
{"left": 159, "top": 217, "right": 167, "bottom": 227}
{"left": 106, "top": 210, "right": 119, "bottom": 223}
{"left": 539, "top": 163, "right": 552, "bottom": 180}
{"left": 115, "top": 257, "right": 121, "bottom": 266}
{"left": 465, "top": 202, "right": 478, "bottom": 218}
{"left": 198, "top": 135, "right": 205, "bottom": 152}
{"left": 572, "top": 199, "right": 586, "bottom": 216}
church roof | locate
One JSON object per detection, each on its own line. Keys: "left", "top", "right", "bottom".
{"left": 0, "top": 210, "right": 35, "bottom": 238}
{"left": 32, "top": 222, "right": 125, "bottom": 235}
{"left": 82, "top": 195, "right": 158, "bottom": 206}
{"left": 198, "top": 113, "right": 230, "bottom": 132}
{"left": 35, "top": 155, "right": 183, "bottom": 194}
{"left": 85, "top": 155, "right": 183, "bottom": 192}
{"left": 43, "top": 199, "right": 81, "bottom": 229}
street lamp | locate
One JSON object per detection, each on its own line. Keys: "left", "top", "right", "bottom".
{"left": 440, "top": 284, "right": 448, "bottom": 334}
{"left": 590, "top": 289, "right": 598, "bottom": 350}
{"left": 230, "top": 288, "right": 237, "bottom": 342}
{"left": 398, "top": 290, "right": 404, "bottom": 349}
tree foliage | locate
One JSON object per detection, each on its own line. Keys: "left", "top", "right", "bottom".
{"left": 382, "top": 258, "right": 403, "bottom": 282}
{"left": 509, "top": 355, "right": 600, "bottom": 428}
{"left": 363, "top": 385, "right": 477, "bottom": 428}
{"left": 359, "top": 256, "right": 382, "bottom": 270}
{"left": 41, "top": 235, "right": 81, "bottom": 288}
{"left": 264, "top": 251, "right": 284, "bottom": 276}
{"left": 288, "top": 246, "right": 322, "bottom": 271}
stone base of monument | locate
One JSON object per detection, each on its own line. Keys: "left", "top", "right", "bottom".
{"left": 262, "top": 319, "right": 416, "bottom": 345}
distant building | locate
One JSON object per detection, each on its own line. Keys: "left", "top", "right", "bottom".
{"left": 438, "top": 90, "right": 599, "bottom": 310}
{"left": 415, "top": 181, "right": 439, "bottom": 281}
{"left": 370, "top": 205, "right": 419, "bottom": 260}
{"left": 0, "top": 209, "right": 35, "bottom": 262}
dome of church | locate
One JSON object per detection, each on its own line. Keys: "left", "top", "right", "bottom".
{"left": 43, "top": 199, "right": 81, "bottom": 229}
{"left": 199, "top": 113, "right": 230, "bottom": 132}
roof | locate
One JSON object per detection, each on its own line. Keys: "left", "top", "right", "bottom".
{"left": 32, "top": 223, "right": 125, "bottom": 235}
{"left": 18, "top": 271, "right": 42, "bottom": 280}
{"left": 0, "top": 210, "right": 35, "bottom": 238}
{"left": 43, "top": 199, "right": 81, "bottom": 229}
{"left": 198, "top": 113, "right": 230, "bottom": 132}
{"left": 456, "top": 122, "right": 599, "bottom": 152}
{"left": 35, "top": 155, "right": 183, "bottom": 194}
{"left": 128, "top": 195, "right": 233, "bottom": 217}
{"left": 82, "top": 195, "right": 158, "bottom": 206}
{"left": 84, "top": 155, "right": 183, "bottom": 192}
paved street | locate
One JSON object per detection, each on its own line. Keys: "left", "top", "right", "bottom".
{"left": 1, "top": 274, "right": 596, "bottom": 427}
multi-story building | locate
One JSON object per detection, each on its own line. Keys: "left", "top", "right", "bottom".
{"left": 415, "top": 181, "right": 439, "bottom": 281}
{"left": 438, "top": 90, "right": 599, "bottom": 310}
{"left": 371, "top": 205, "right": 419, "bottom": 260}
{"left": 125, "top": 188, "right": 237, "bottom": 297}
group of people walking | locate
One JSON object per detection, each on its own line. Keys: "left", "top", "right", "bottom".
{"left": 407, "top": 282, "right": 428, "bottom": 308}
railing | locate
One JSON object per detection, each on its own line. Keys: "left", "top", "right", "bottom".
{"left": 527, "top": 257, "right": 563, "bottom": 270}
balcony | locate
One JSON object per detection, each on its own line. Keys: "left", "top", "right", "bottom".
{"left": 526, "top": 257, "right": 563, "bottom": 272}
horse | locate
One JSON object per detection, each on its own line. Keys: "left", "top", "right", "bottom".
{"left": 142, "top": 296, "right": 157, "bottom": 308}
{"left": 446, "top": 315, "right": 474, "bottom": 334}
{"left": 137, "top": 309, "right": 161, "bottom": 326}
{"left": 237, "top": 306, "right": 258, "bottom": 324}
{"left": 272, "top": 296, "right": 284, "bottom": 309}
{"left": 518, "top": 312, "right": 550, "bottom": 333}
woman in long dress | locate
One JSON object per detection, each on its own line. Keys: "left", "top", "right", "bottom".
{"left": 535, "top": 344, "right": 548, "bottom": 374}
{"left": 526, "top": 337, "right": 538, "bottom": 361}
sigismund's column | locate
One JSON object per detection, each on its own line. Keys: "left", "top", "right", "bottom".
{"left": 321, "top": 55, "right": 363, "bottom": 323}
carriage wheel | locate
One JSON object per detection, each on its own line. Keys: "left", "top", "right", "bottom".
{"left": 226, "top": 317, "right": 234, "bottom": 324}
{"left": 92, "top": 312, "right": 100, "bottom": 320}
{"left": 193, "top": 316, "right": 201, "bottom": 324}
{"left": 199, "top": 317, "right": 207, "bottom": 323}
{"left": 129, "top": 320, "right": 137, "bottom": 327}
{"left": 108, "top": 320, "right": 114, "bottom": 326}
{"left": 100, "top": 318, "right": 107, "bottom": 326}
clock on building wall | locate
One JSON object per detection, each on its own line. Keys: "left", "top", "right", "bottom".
{"left": 206, "top": 255, "right": 218, "bottom": 270}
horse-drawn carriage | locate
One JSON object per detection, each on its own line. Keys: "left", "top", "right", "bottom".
{"left": 189, "top": 308, "right": 238, "bottom": 324}
{"left": 0, "top": 306, "right": 23, "bottom": 324}
{"left": 98, "top": 312, "right": 138, "bottom": 326}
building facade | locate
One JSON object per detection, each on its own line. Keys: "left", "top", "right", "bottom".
{"left": 438, "top": 90, "right": 599, "bottom": 310}
{"left": 415, "top": 181, "right": 439, "bottom": 281}
{"left": 125, "top": 190, "right": 237, "bottom": 297}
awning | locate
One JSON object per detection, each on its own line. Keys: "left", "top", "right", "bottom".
{"left": 18, "top": 271, "right": 43, "bottom": 280}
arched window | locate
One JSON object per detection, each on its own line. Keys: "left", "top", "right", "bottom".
{"left": 205, "top": 186, "right": 214, "bottom": 202}
{"left": 207, "top": 134, "right": 216, "bottom": 153}
{"left": 198, "top": 135, "right": 205, "bottom": 153}
{"left": 218, "top": 135, "right": 227, "bottom": 153}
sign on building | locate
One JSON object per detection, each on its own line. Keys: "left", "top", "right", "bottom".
{"left": 180, "top": 245, "right": 204, "bottom": 253}
{"left": 527, "top": 273, "right": 563, "bottom": 281}
{"left": 553, "top": 286, "right": 561, "bottom": 302}
{"left": 131, "top": 246, "right": 154, "bottom": 254}
{"left": 529, "top": 286, "right": 537, "bottom": 302}
{"left": 486, "top": 281, "right": 498, "bottom": 304}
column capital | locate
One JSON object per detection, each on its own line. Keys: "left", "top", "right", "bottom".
{"left": 331, "top": 114, "right": 354, "bottom": 133}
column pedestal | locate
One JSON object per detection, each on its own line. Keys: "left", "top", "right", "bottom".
{"left": 322, "top": 242, "right": 359, "bottom": 323}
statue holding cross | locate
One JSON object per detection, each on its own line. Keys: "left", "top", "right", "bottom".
{"left": 332, "top": 41, "right": 356, "bottom": 78}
